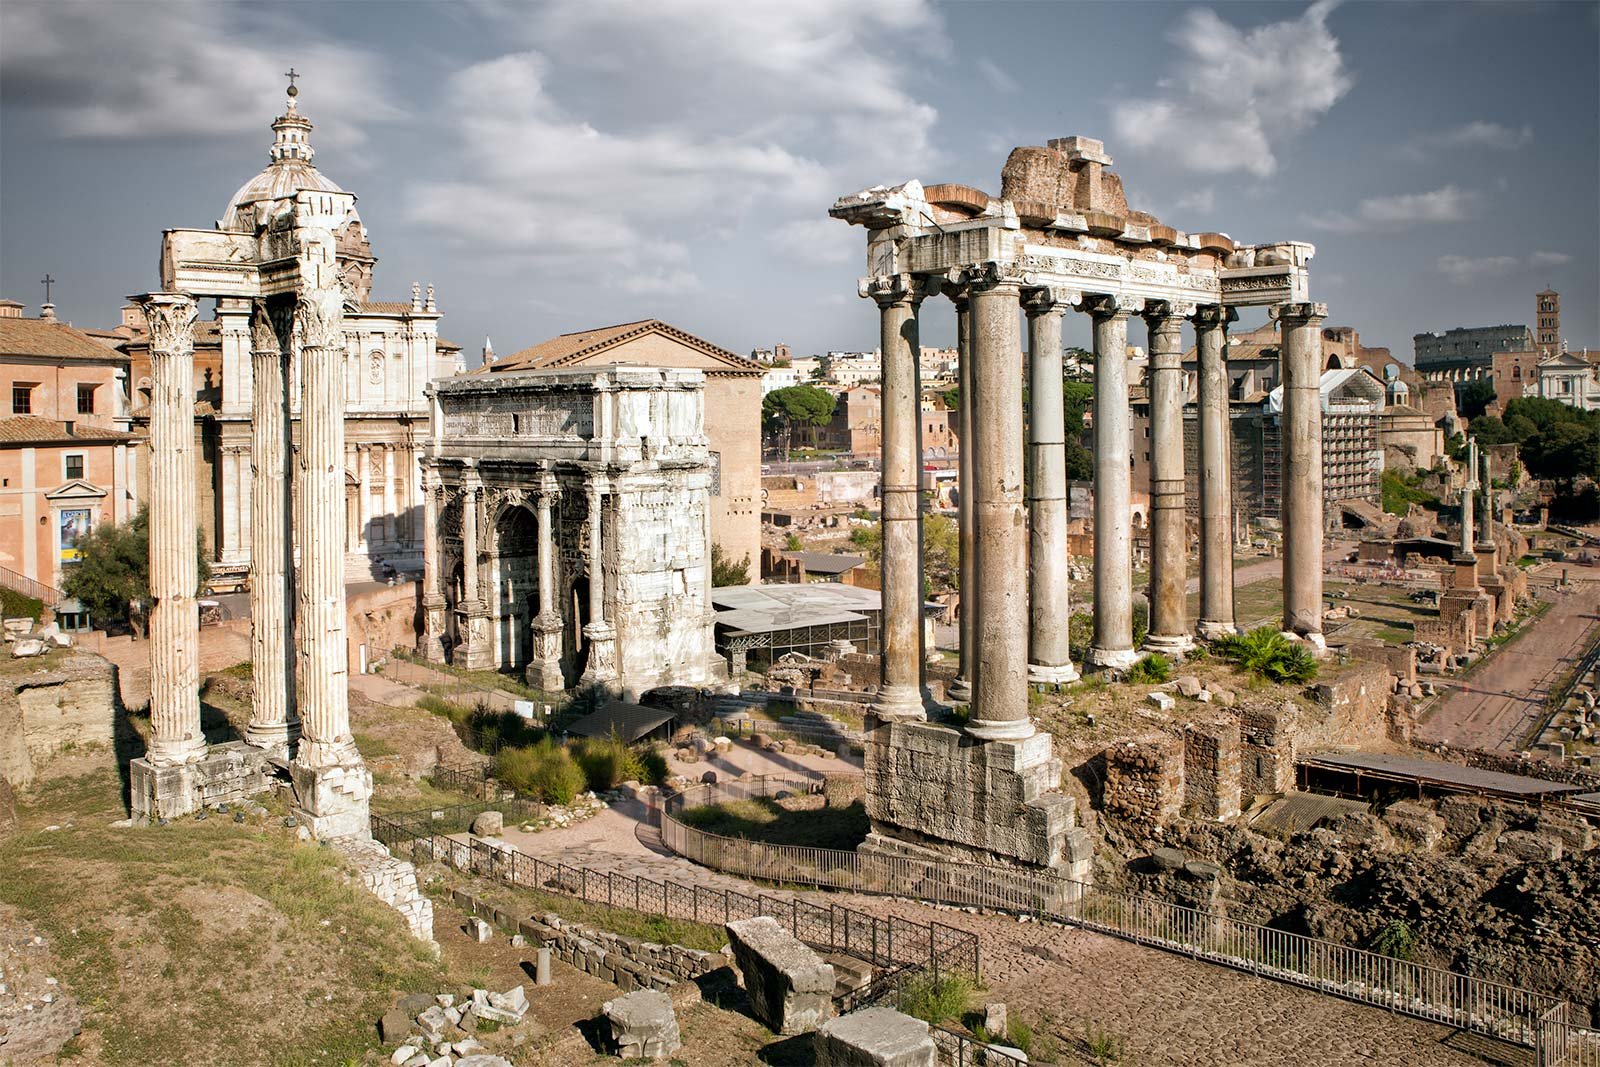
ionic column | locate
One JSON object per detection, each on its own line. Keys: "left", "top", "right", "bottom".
{"left": 290, "top": 284, "right": 361, "bottom": 770}
{"left": 864, "top": 273, "right": 927, "bottom": 721}
{"left": 1025, "top": 288, "right": 1079, "bottom": 685}
{"left": 948, "top": 289, "right": 976, "bottom": 704}
{"left": 530, "top": 486, "right": 565, "bottom": 691}
{"left": 581, "top": 482, "right": 618, "bottom": 685}
{"left": 1143, "top": 302, "right": 1195, "bottom": 655}
{"left": 138, "top": 292, "right": 206, "bottom": 766}
{"left": 1279, "top": 302, "right": 1328, "bottom": 650}
{"left": 1195, "top": 306, "right": 1239, "bottom": 639}
{"left": 1087, "top": 296, "right": 1141, "bottom": 671}
{"left": 418, "top": 465, "right": 446, "bottom": 662}
{"left": 244, "top": 302, "right": 297, "bottom": 753}
{"left": 966, "top": 275, "right": 1032, "bottom": 741}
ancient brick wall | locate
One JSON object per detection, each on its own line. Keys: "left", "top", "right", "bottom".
{"left": 1182, "top": 723, "right": 1242, "bottom": 821}
{"left": 1238, "top": 705, "right": 1297, "bottom": 797}
{"left": 1308, "top": 660, "right": 1399, "bottom": 749}
{"left": 1104, "top": 737, "right": 1184, "bottom": 827}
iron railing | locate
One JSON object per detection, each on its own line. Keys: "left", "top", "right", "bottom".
{"left": 0, "top": 563, "right": 60, "bottom": 607}
{"left": 660, "top": 774, "right": 1595, "bottom": 1059}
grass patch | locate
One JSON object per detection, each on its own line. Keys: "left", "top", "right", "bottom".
{"left": 676, "top": 797, "right": 869, "bottom": 850}
{"left": 896, "top": 969, "right": 973, "bottom": 1025}
{"left": 353, "top": 731, "right": 398, "bottom": 758}
{"left": 0, "top": 585, "right": 44, "bottom": 620}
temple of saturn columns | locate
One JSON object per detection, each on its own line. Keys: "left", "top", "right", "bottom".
{"left": 129, "top": 88, "right": 372, "bottom": 837}
{"left": 831, "top": 136, "right": 1326, "bottom": 872}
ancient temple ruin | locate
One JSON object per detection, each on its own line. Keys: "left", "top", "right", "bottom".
{"left": 420, "top": 367, "right": 721, "bottom": 698}
{"left": 831, "top": 136, "right": 1327, "bottom": 873}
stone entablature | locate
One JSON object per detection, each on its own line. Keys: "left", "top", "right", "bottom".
{"left": 425, "top": 367, "right": 719, "bottom": 697}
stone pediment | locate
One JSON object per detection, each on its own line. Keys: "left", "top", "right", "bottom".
{"left": 492, "top": 320, "right": 761, "bottom": 377}
{"left": 45, "top": 479, "right": 107, "bottom": 502}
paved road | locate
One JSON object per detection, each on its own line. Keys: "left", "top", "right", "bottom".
{"left": 1419, "top": 564, "right": 1600, "bottom": 750}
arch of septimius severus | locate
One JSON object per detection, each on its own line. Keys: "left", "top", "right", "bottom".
{"left": 834, "top": 136, "right": 1326, "bottom": 872}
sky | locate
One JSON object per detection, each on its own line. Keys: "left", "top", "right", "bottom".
{"left": 1, "top": 0, "right": 1596, "bottom": 364}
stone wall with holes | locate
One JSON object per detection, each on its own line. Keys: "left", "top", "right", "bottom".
{"left": 1238, "top": 705, "right": 1298, "bottom": 798}
{"left": 1183, "top": 722, "right": 1241, "bottom": 821}
{"left": 1104, "top": 737, "right": 1184, "bottom": 827}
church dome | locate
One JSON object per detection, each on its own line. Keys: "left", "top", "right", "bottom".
{"left": 220, "top": 97, "right": 346, "bottom": 231}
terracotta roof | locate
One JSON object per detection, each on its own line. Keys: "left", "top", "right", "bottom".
{"left": 487, "top": 320, "right": 760, "bottom": 375}
{"left": 436, "top": 337, "right": 462, "bottom": 352}
{"left": 0, "top": 416, "right": 135, "bottom": 444}
{"left": 357, "top": 301, "right": 415, "bottom": 315}
{"left": 0, "top": 317, "right": 130, "bottom": 362}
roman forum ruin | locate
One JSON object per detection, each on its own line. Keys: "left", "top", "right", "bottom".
{"left": 129, "top": 86, "right": 373, "bottom": 836}
{"left": 832, "top": 136, "right": 1327, "bottom": 871}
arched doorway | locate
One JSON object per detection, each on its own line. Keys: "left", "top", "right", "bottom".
{"left": 491, "top": 505, "right": 538, "bottom": 671}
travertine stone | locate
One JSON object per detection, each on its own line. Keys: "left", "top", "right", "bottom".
{"left": 244, "top": 301, "right": 296, "bottom": 753}
{"left": 1143, "top": 303, "right": 1193, "bottom": 655}
{"left": 725, "top": 917, "right": 834, "bottom": 1035}
{"left": 867, "top": 274, "right": 928, "bottom": 721}
{"left": 601, "top": 989, "right": 681, "bottom": 1060}
{"left": 290, "top": 280, "right": 372, "bottom": 839}
{"left": 949, "top": 291, "right": 975, "bottom": 704}
{"left": 1194, "top": 306, "right": 1238, "bottom": 639}
{"left": 1088, "top": 296, "right": 1140, "bottom": 670}
{"left": 966, "top": 278, "right": 1032, "bottom": 739}
{"left": 138, "top": 292, "right": 206, "bottom": 774}
{"left": 815, "top": 1006, "right": 937, "bottom": 1067}
{"left": 1025, "top": 289, "right": 1079, "bottom": 685}
{"left": 1279, "top": 302, "right": 1328, "bottom": 650}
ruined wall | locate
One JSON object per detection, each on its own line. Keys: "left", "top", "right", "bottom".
{"left": 348, "top": 580, "right": 420, "bottom": 673}
{"left": 1307, "top": 660, "right": 1401, "bottom": 748}
{"left": 0, "top": 650, "right": 121, "bottom": 787}
{"left": 1104, "top": 737, "right": 1184, "bottom": 827}
{"left": 1238, "top": 705, "right": 1297, "bottom": 798}
{"left": 1416, "top": 740, "right": 1600, "bottom": 789}
{"left": 1182, "top": 723, "right": 1242, "bottom": 821}
{"left": 332, "top": 835, "right": 435, "bottom": 946}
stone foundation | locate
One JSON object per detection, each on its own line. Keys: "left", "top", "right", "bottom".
{"left": 862, "top": 717, "right": 1079, "bottom": 871}
{"left": 129, "top": 741, "right": 275, "bottom": 821}
{"left": 289, "top": 759, "right": 373, "bottom": 840}
{"left": 332, "top": 835, "right": 436, "bottom": 947}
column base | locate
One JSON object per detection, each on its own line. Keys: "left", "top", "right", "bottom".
{"left": 1086, "top": 646, "right": 1141, "bottom": 672}
{"left": 1141, "top": 633, "right": 1195, "bottom": 656}
{"left": 1196, "top": 619, "right": 1238, "bottom": 641}
{"left": 144, "top": 736, "right": 209, "bottom": 768}
{"left": 290, "top": 757, "right": 374, "bottom": 841}
{"left": 242, "top": 719, "right": 299, "bottom": 758}
{"left": 946, "top": 677, "right": 973, "bottom": 704}
{"left": 581, "top": 621, "right": 618, "bottom": 686}
{"left": 1283, "top": 630, "right": 1328, "bottom": 657}
{"left": 130, "top": 741, "right": 274, "bottom": 822}
{"left": 871, "top": 683, "right": 927, "bottom": 723}
{"left": 964, "top": 715, "right": 1036, "bottom": 741}
{"left": 455, "top": 605, "right": 495, "bottom": 671}
{"left": 1027, "top": 661, "right": 1080, "bottom": 688}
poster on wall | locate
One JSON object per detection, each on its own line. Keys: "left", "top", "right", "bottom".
{"left": 59, "top": 508, "right": 92, "bottom": 563}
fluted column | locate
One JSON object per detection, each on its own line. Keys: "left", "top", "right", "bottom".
{"left": 865, "top": 274, "right": 927, "bottom": 721}
{"left": 1195, "top": 306, "right": 1238, "bottom": 639}
{"left": 581, "top": 481, "right": 618, "bottom": 685}
{"left": 1025, "top": 288, "right": 1079, "bottom": 685}
{"left": 531, "top": 486, "right": 565, "bottom": 691}
{"left": 1087, "top": 296, "right": 1141, "bottom": 671}
{"left": 966, "top": 275, "right": 1032, "bottom": 741}
{"left": 1279, "top": 302, "right": 1328, "bottom": 649}
{"left": 456, "top": 467, "right": 493, "bottom": 670}
{"left": 139, "top": 292, "right": 206, "bottom": 766}
{"left": 1143, "top": 302, "right": 1194, "bottom": 655}
{"left": 244, "top": 301, "right": 297, "bottom": 752}
{"left": 948, "top": 290, "right": 976, "bottom": 704}
{"left": 418, "top": 465, "right": 446, "bottom": 661}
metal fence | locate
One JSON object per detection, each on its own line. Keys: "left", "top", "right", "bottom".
{"left": 930, "top": 1026, "right": 1032, "bottom": 1066}
{"left": 369, "top": 801, "right": 979, "bottom": 992}
{"left": 659, "top": 774, "right": 1595, "bottom": 1061}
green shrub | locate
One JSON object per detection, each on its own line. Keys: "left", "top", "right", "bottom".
{"left": 495, "top": 739, "right": 585, "bottom": 805}
{"left": 637, "top": 745, "right": 669, "bottom": 787}
{"left": 1213, "top": 626, "right": 1318, "bottom": 684}
{"left": 896, "top": 970, "right": 972, "bottom": 1025}
{"left": 1085, "top": 1020, "right": 1125, "bottom": 1063}
{"left": 571, "top": 732, "right": 645, "bottom": 792}
{"left": 1125, "top": 653, "right": 1171, "bottom": 684}
{"left": 0, "top": 587, "right": 45, "bottom": 621}
{"left": 1371, "top": 918, "right": 1416, "bottom": 961}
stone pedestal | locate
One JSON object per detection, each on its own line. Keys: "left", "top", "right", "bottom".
{"left": 420, "top": 594, "right": 448, "bottom": 663}
{"left": 130, "top": 741, "right": 274, "bottom": 822}
{"left": 456, "top": 605, "right": 494, "bottom": 670}
{"left": 815, "top": 1006, "right": 937, "bottom": 1067}
{"left": 290, "top": 758, "right": 374, "bottom": 840}
{"left": 582, "top": 621, "right": 618, "bottom": 686}
{"left": 528, "top": 613, "right": 565, "bottom": 691}
{"left": 725, "top": 917, "right": 834, "bottom": 1036}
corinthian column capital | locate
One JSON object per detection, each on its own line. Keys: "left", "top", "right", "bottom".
{"left": 1143, "top": 299, "right": 1198, "bottom": 323}
{"left": 137, "top": 293, "right": 198, "bottom": 356}
{"left": 1275, "top": 301, "right": 1329, "bottom": 326}
{"left": 1024, "top": 286, "right": 1084, "bottom": 316}
{"left": 250, "top": 301, "right": 283, "bottom": 356}
{"left": 295, "top": 285, "right": 346, "bottom": 350}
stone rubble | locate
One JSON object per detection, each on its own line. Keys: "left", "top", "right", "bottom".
{"left": 601, "top": 989, "right": 682, "bottom": 1060}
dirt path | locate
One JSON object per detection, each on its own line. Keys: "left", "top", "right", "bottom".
{"left": 1419, "top": 564, "right": 1600, "bottom": 750}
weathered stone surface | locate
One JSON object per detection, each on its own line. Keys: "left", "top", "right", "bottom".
{"left": 379, "top": 1008, "right": 414, "bottom": 1043}
{"left": 416, "top": 1005, "right": 448, "bottom": 1041}
{"left": 479, "top": 984, "right": 528, "bottom": 1024}
{"left": 602, "top": 989, "right": 682, "bottom": 1060}
{"left": 1176, "top": 675, "right": 1203, "bottom": 699}
{"left": 725, "top": 916, "right": 834, "bottom": 1035}
{"left": 471, "top": 810, "right": 504, "bottom": 836}
{"left": 984, "top": 1002, "right": 1008, "bottom": 1036}
{"left": 1496, "top": 829, "right": 1563, "bottom": 862}
{"left": 455, "top": 1056, "right": 514, "bottom": 1067}
{"left": 814, "top": 1005, "right": 936, "bottom": 1066}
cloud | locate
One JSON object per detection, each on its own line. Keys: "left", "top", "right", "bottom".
{"left": 1437, "top": 251, "right": 1570, "bottom": 285}
{"left": 1174, "top": 188, "right": 1216, "bottom": 214}
{"left": 1111, "top": 1, "right": 1352, "bottom": 177}
{"left": 406, "top": 1, "right": 943, "bottom": 291}
{"left": 1306, "top": 185, "right": 1481, "bottom": 232}
{"left": 0, "top": 2, "right": 401, "bottom": 148}
{"left": 977, "top": 58, "right": 1020, "bottom": 94}
{"left": 1404, "top": 120, "right": 1533, "bottom": 158}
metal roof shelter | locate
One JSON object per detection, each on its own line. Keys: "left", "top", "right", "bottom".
{"left": 1297, "top": 751, "right": 1589, "bottom": 803}
{"left": 564, "top": 701, "right": 677, "bottom": 743}
{"left": 711, "top": 582, "right": 882, "bottom": 664}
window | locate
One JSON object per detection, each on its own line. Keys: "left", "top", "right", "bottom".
{"left": 76, "top": 384, "right": 96, "bottom": 415}
{"left": 11, "top": 384, "right": 33, "bottom": 414}
{"left": 64, "top": 454, "right": 84, "bottom": 480}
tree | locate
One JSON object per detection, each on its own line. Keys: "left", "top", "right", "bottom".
{"left": 1525, "top": 421, "right": 1600, "bottom": 489}
{"left": 1456, "top": 378, "right": 1496, "bottom": 420}
{"left": 848, "top": 514, "right": 959, "bottom": 598}
{"left": 762, "top": 385, "right": 837, "bottom": 459}
{"left": 61, "top": 507, "right": 211, "bottom": 633}
{"left": 710, "top": 543, "right": 750, "bottom": 587}
{"left": 784, "top": 532, "right": 803, "bottom": 552}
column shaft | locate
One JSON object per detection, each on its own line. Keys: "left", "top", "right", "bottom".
{"left": 1143, "top": 306, "right": 1193, "bottom": 654}
{"left": 582, "top": 483, "right": 617, "bottom": 683}
{"left": 1025, "top": 292, "right": 1078, "bottom": 684}
{"left": 1280, "top": 302, "right": 1328, "bottom": 648}
{"left": 949, "top": 295, "right": 976, "bottom": 703}
{"left": 531, "top": 489, "right": 564, "bottom": 691}
{"left": 966, "top": 280, "right": 1032, "bottom": 740}
{"left": 462, "top": 482, "right": 480, "bottom": 604}
{"left": 1088, "top": 300, "right": 1139, "bottom": 670}
{"left": 140, "top": 293, "right": 205, "bottom": 765}
{"left": 245, "top": 303, "right": 296, "bottom": 751}
{"left": 1196, "top": 307, "right": 1238, "bottom": 639}
{"left": 870, "top": 276, "right": 926, "bottom": 721}
{"left": 418, "top": 465, "right": 446, "bottom": 661}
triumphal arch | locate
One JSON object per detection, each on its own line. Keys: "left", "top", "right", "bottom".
{"left": 832, "top": 136, "right": 1326, "bottom": 872}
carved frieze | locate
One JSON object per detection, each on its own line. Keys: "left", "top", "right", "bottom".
{"left": 441, "top": 394, "right": 593, "bottom": 439}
